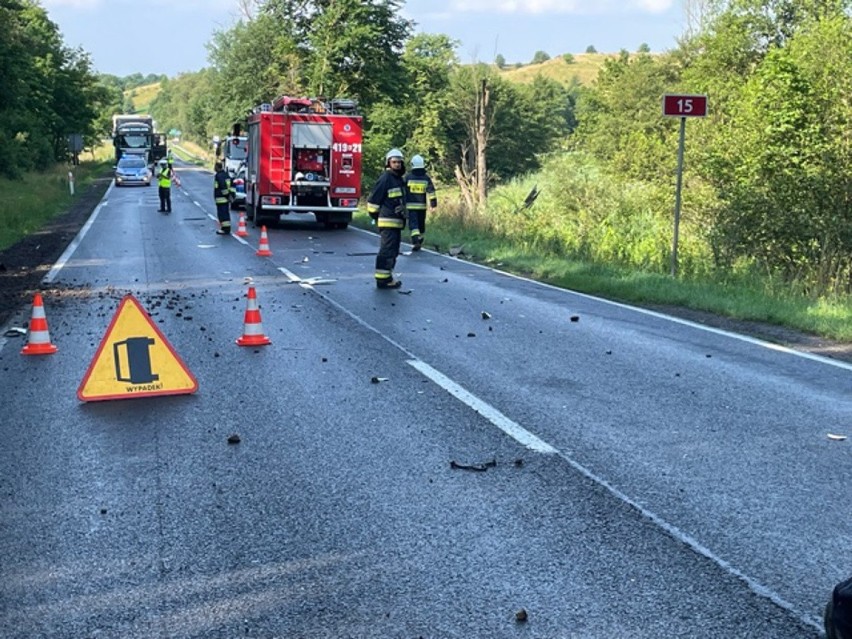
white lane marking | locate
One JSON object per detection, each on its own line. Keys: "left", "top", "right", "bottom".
{"left": 278, "top": 267, "right": 302, "bottom": 283}
{"left": 408, "top": 359, "right": 556, "bottom": 454}
{"left": 44, "top": 182, "right": 114, "bottom": 284}
{"left": 292, "top": 257, "right": 823, "bottom": 632}
{"left": 543, "top": 441, "right": 823, "bottom": 632}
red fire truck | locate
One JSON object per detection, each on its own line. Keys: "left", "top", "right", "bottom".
{"left": 245, "top": 96, "right": 363, "bottom": 229}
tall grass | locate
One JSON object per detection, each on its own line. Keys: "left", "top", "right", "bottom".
{"left": 355, "top": 152, "right": 852, "bottom": 341}
{"left": 0, "top": 148, "right": 112, "bottom": 252}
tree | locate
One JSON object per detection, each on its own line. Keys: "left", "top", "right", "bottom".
{"left": 206, "top": 13, "right": 304, "bottom": 135}
{"left": 585, "top": 45, "right": 597, "bottom": 53}
{"left": 573, "top": 50, "right": 679, "bottom": 182}
{"left": 562, "top": 53, "right": 575, "bottom": 64}
{"left": 531, "top": 50, "right": 550, "bottom": 64}
{"left": 399, "top": 33, "right": 457, "bottom": 178}
{"left": 638, "top": 43, "right": 651, "bottom": 53}
{"left": 0, "top": 0, "right": 106, "bottom": 176}
{"left": 706, "top": 11, "right": 852, "bottom": 291}
{"left": 494, "top": 53, "right": 505, "bottom": 69}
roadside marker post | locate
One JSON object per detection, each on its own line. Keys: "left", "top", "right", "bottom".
{"left": 662, "top": 94, "right": 708, "bottom": 277}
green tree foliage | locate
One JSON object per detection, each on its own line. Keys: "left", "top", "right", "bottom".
{"left": 531, "top": 50, "right": 550, "bottom": 64}
{"left": 562, "top": 53, "right": 575, "bottom": 64}
{"left": 573, "top": 51, "right": 680, "bottom": 182}
{"left": 206, "top": 13, "right": 304, "bottom": 134}
{"left": 446, "top": 65, "right": 574, "bottom": 199}
{"left": 150, "top": 70, "right": 220, "bottom": 143}
{"left": 0, "top": 0, "right": 106, "bottom": 177}
{"left": 257, "top": 0, "right": 411, "bottom": 109}
{"left": 585, "top": 45, "right": 597, "bottom": 53}
{"left": 494, "top": 54, "right": 506, "bottom": 69}
{"left": 706, "top": 11, "right": 852, "bottom": 291}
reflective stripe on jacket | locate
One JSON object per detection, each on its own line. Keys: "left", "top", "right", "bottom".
{"left": 367, "top": 170, "right": 407, "bottom": 229}
{"left": 404, "top": 169, "right": 437, "bottom": 211}
{"left": 213, "top": 170, "right": 234, "bottom": 204}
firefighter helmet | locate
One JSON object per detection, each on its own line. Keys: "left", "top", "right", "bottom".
{"left": 410, "top": 154, "right": 425, "bottom": 169}
{"left": 385, "top": 148, "right": 404, "bottom": 162}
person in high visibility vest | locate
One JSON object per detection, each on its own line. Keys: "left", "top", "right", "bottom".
{"left": 156, "top": 159, "right": 172, "bottom": 213}
{"left": 367, "top": 148, "right": 407, "bottom": 288}
{"left": 404, "top": 154, "right": 437, "bottom": 251}
{"left": 213, "top": 161, "right": 235, "bottom": 235}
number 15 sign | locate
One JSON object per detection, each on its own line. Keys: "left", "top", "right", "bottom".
{"left": 663, "top": 93, "right": 708, "bottom": 278}
{"left": 662, "top": 94, "right": 708, "bottom": 118}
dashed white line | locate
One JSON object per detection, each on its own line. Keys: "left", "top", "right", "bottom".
{"left": 407, "top": 359, "right": 556, "bottom": 454}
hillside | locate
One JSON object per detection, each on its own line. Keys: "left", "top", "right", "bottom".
{"left": 124, "top": 81, "right": 161, "bottom": 113}
{"left": 500, "top": 52, "right": 631, "bottom": 87}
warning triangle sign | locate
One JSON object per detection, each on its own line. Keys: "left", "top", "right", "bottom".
{"left": 77, "top": 294, "right": 198, "bottom": 402}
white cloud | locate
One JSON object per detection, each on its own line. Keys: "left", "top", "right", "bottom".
{"left": 448, "top": 0, "right": 673, "bottom": 14}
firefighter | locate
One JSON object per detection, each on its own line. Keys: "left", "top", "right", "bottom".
{"left": 166, "top": 149, "right": 174, "bottom": 170}
{"left": 367, "top": 148, "right": 408, "bottom": 289}
{"left": 213, "top": 161, "right": 235, "bottom": 235}
{"left": 156, "top": 159, "right": 172, "bottom": 213}
{"left": 405, "top": 154, "right": 437, "bottom": 251}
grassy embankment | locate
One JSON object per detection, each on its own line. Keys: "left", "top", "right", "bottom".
{"left": 0, "top": 145, "right": 113, "bottom": 252}
{"left": 353, "top": 155, "right": 852, "bottom": 343}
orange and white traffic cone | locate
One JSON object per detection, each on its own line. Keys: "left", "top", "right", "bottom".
{"left": 256, "top": 225, "right": 272, "bottom": 257}
{"left": 235, "top": 212, "right": 248, "bottom": 237}
{"left": 21, "top": 292, "right": 58, "bottom": 355}
{"left": 236, "top": 286, "right": 271, "bottom": 346}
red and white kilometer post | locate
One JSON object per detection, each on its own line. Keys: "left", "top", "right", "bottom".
{"left": 662, "top": 94, "right": 708, "bottom": 277}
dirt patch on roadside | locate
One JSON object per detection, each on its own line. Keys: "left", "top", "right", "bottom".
{"left": 0, "top": 176, "right": 111, "bottom": 330}
{"left": 2, "top": 176, "right": 851, "bottom": 364}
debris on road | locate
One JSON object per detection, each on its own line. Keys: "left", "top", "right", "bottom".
{"left": 449, "top": 245, "right": 465, "bottom": 257}
{"left": 449, "top": 459, "right": 497, "bottom": 472}
{"left": 481, "top": 311, "right": 491, "bottom": 320}
{"left": 370, "top": 376, "right": 389, "bottom": 384}
{"left": 4, "top": 327, "right": 26, "bottom": 337}
{"left": 570, "top": 315, "right": 580, "bottom": 322}
{"left": 515, "top": 608, "right": 528, "bottom": 623}
{"left": 227, "top": 434, "right": 241, "bottom": 444}
{"left": 827, "top": 433, "right": 848, "bottom": 441}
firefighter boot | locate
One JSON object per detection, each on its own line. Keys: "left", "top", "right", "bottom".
{"left": 377, "top": 278, "right": 402, "bottom": 289}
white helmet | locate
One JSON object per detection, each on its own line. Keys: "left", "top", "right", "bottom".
{"left": 410, "top": 154, "right": 425, "bottom": 169}
{"left": 385, "top": 148, "right": 404, "bottom": 162}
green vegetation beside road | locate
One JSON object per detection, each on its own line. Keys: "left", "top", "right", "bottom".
{"left": 0, "top": 156, "right": 111, "bottom": 253}
{"left": 354, "top": 151, "right": 852, "bottom": 343}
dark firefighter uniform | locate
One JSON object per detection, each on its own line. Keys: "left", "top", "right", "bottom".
{"left": 368, "top": 149, "right": 407, "bottom": 288}
{"left": 405, "top": 155, "right": 437, "bottom": 251}
{"left": 213, "top": 163, "right": 235, "bottom": 234}
{"left": 157, "top": 161, "right": 172, "bottom": 213}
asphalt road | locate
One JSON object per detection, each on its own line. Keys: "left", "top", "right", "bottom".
{"left": 1, "top": 160, "right": 848, "bottom": 638}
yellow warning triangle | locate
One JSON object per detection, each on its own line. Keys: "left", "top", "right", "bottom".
{"left": 77, "top": 294, "right": 198, "bottom": 402}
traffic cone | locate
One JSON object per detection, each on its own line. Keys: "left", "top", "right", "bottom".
{"left": 235, "top": 212, "right": 248, "bottom": 237}
{"left": 236, "top": 286, "right": 271, "bottom": 346}
{"left": 256, "top": 226, "right": 272, "bottom": 256}
{"left": 21, "top": 292, "right": 58, "bottom": 355}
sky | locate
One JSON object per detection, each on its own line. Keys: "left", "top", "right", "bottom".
{"left": 40, "top": 0, "right": 686, "bottom": 78}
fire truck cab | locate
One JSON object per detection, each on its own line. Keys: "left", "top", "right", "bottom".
{"left": 245, "top": 96, "right": 363, "bottom": 229}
